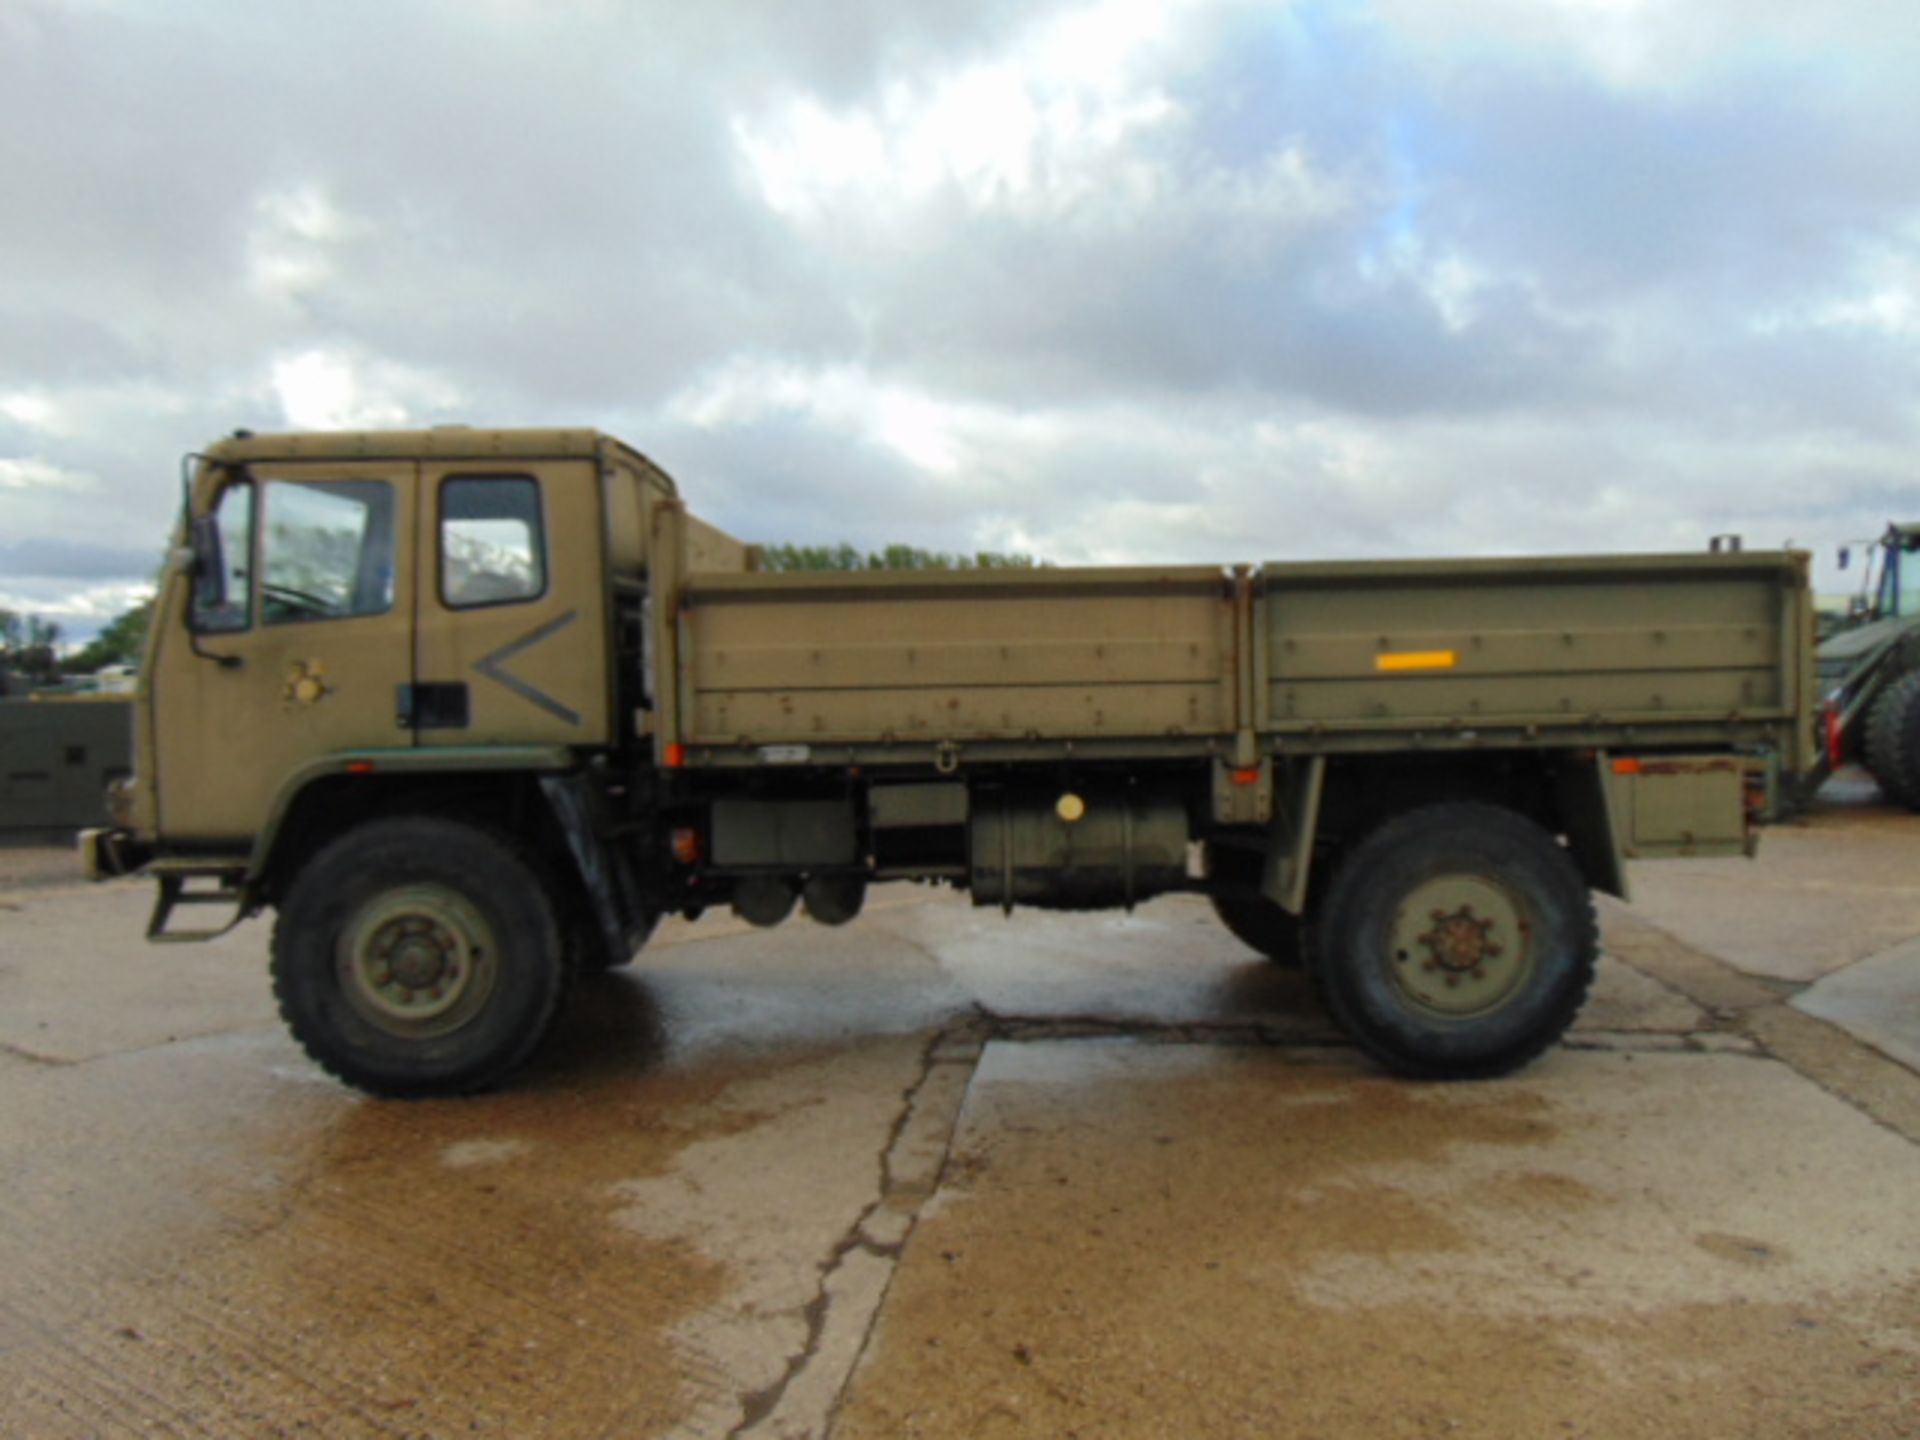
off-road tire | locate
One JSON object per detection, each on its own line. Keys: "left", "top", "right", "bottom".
{"left": 1312, "top": 803, "right": 1596, "bottom": 1080}
{"left": 1863, "top": 671, "right": 1920, "bottom": 812}
{"left": 272, "top": 816, "right": 567, "bottom": 1098}
{"left": 1208, "top": 893, "right": 1305, "bottom": 967}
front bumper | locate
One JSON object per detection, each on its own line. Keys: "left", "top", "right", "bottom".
{"left": 79, "top": 827, "right": 151, "bottom": 881}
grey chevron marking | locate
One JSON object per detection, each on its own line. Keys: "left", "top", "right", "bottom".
{"left": 471, "top": 610, "right": 581, "bottom": 726}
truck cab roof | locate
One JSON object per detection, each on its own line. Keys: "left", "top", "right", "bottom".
{"left": 201, "top": 426, "right": 677, "bottom": 494}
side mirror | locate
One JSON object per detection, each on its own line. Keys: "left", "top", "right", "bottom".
{"left": 189, "top": 515, "right": 227, "bottom": 615}
{"left": 1839, "top": 546, "right": 1851, "bottom": 571}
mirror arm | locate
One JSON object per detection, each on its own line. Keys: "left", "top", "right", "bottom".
{"left": 189, "top": 633, "right": 244, "bottom": 670}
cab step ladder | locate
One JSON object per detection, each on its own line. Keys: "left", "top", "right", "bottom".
{"left": 146, "top": 860, "right": 250, "bottom": 943}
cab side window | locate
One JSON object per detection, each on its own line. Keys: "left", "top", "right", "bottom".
{"left": 261, "top": 479, "right": 396, "bottom": 625}
{"left": 441, "top": 476, "right": 545, "bottom": 608}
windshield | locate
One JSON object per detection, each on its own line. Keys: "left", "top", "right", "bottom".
{"left": 261, "top": 479, "right": 395, "bottom": 624}
{"left": 1878, "top": 533, "right": 1920, "bottom": 620}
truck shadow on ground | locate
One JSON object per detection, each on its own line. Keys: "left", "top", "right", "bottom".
{"left": 1209, "top": 957, "right": 1322, "bottom": 1016}
{"left": 518, "top": 970, "right": 674, "bottom": 1093}
{"left": 516, "top": 945, "right": 1335, "bottom": 1099}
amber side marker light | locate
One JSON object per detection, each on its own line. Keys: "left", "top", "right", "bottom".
{"left": 670, "top": 828, "right": 701, "bottom": 865}
{"left": 1611, "top": 757, "right": 1642, "bottom": 775}
{"left": 1374, "top": 649, "right": 1457, "bottom": 672}
{"left": 345, "top": 760, "right": 375, "bottom": 775}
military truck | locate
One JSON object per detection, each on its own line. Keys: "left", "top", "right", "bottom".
{"left": 1809, "top": 523, "right": 1920, "bottom": 807}
{"left": 84, "top": 428, "right": 1816, "bottom": 1096}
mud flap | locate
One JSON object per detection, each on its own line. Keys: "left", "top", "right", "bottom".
{"left": 1555, "top": 754, "right": 1628, "bottom": 901}
{"left": 1260, "top": 755, "right": 1327, "bottom": 917}
{"left": 538, "top": 772, "right": 653, "bottom": 965}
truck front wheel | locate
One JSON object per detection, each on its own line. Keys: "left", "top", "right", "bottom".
{"left": 1312, "top": 803, "right": 1596, "bottom": 1079}
{"left": 271, "top": 817, "right": 567, "bottom": 1097}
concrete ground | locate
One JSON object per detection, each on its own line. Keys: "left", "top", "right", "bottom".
{"left": 1, "top": 774, "right": 1917, "bottom": 1438}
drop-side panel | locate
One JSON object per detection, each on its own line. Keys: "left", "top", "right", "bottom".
{"left": 680, "top": 568, "right": 1235, "bottom": 747}
{"left": 1261, "top": 553, "right": 1806, "bottom": 733}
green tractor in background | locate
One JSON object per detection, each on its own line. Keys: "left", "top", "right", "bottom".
{"left": 1813, "top": 523, "right": 1920, "bottom": 808}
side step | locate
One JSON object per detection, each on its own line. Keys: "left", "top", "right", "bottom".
{"left": 146, "top": 861, "right": 251, "bottom": 943}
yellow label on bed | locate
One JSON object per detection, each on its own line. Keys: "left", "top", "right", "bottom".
{"left": 1374, "top": 649, "right": 1458, "bottom": 672}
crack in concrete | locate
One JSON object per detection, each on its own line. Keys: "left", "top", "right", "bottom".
{"left": 0, "top": 1022, "right": 279, "bottom": 1072}
{"left": 0, "top": 1040, "right": 75, "bottom": 1067}
{"left": 923, "top": 1004, "right": 1710, "bottom": 1057}
{"left": 965, "top": 1001, "right": 1345, "bottom": 1049}
{"left": 728, "top": 1029, "right": 953, "bottom": 1440}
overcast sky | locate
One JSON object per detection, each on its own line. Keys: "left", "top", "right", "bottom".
{"left": 4, "top": 0, "right": 1918, "bottom": 639}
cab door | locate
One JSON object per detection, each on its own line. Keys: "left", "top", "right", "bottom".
{"left": 412, "top": 460, "right": 610, "bottom": 748}
{"left": 154, "top": 462, "right": 416, "bottom": 842}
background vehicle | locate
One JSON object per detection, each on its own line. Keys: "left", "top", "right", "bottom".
{"left": 1808, "top": 523, "right": 1920, "bottom": 807}
{"left": 86, "top": 428, "right": 1816, "bottom": 1095}
{"left": 0, "top": 695, "right": 130, "bottom": 834}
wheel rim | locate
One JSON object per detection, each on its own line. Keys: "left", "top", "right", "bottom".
{"left": 1385, "top": 872, "right": 1534, "bottom": 1018}
{"left": 336, "top": 883, "right": 500, "bottom": 1038}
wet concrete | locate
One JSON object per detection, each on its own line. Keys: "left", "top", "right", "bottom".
{"left": 2, "top": 783, "right": 1918, "bottom": 1437}
{"left": 836, "top": 1044, "right": 1920, "bottom": 1440}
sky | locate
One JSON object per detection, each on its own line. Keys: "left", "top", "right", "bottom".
{"left": 3, "top": 0, "right": 1919, "bottom": 641}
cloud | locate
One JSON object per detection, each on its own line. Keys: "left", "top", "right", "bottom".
{"left": 247, "top": 183, "right": 366, "bottom": 308}
{"left": 268, "top": 348, "right": 464, "bottom": 431}
{"left": 0, "top": 537, "right": 158, "bottom": 582}
{"left": 0, "top": 458, "right": 89, "bottom": 491}
{"left": 2, "top": 0, "right": 1918, "bottom": 624}
{"left": 667, "top": 358, "right": 1080, "bottom": 478}
{"left": 734, "top": 0, "right": 1194, "bottom": 226}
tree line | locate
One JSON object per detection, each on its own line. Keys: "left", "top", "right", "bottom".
{"left": 0, "top": 600, "right": 153, "bottom": 687}
{"left": 758, "top": 543, "right": 1043, "bottom": 572}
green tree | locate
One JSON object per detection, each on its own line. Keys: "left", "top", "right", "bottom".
{"left": 63, "top": 597, "right": 154, "bottom": 674}
{"left": 0, "top": 608, "right": 64, "bottom": 685}
{"left": 759, "top": 543, "right": 1043, "bottom": 573}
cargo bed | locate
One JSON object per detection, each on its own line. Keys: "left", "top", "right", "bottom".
{"left": 658, "top": 546, "right": 1815, "bottom": 777}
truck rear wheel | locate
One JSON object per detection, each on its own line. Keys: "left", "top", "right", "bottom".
{"left": 271, "top": 817, "right": 567, "bottom": 1097}
{"left": 1207, "top": 894, "right": 1305, "bottom": 967}
{"left": 1864, "top": 671, "right": 1920, "bottom": 811}
{"left": 1312, "top": 803, "right": 1596, "bottom": 1079}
